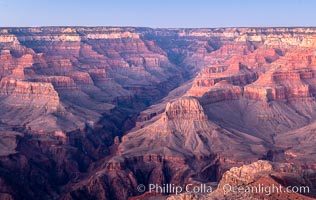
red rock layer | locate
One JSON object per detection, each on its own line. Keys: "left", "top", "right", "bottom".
{"left": 244, "top": 69, "right": 313, "bottom": 102}
{"left": 0, "top": 77, "right": 59, "bottom": 110}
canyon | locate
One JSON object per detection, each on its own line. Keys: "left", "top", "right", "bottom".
{"left": 0, "top": 27, "right": 315, "bottom": 200}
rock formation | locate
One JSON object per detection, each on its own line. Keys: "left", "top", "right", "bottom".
{"left": 167, "top": 160, "right": 316, "bottom": 200}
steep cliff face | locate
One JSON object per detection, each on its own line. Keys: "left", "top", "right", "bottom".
{"left": 0, "top": 78, "right": 59, "bottom": 107}
{"left": 1, "top": 27, "right": 316, "bottom": 200}
{"left": 244, "top": 68, "right": 313, "bottom": 101}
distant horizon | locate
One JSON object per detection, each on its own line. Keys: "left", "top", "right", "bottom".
{"left": 1, "top": 0, "right": 316, "bottom": 28}
{"left": 1, "top": 26, "right": 316, "bottom": 29}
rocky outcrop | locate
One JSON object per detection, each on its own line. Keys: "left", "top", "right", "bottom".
{"left": 0, "top": 78, "right": 60, "bottom": 110}
{"left": 164, "top": 97, "right": 208, "bottom": 120}
{"left": 244, "top": 68, "right": 313, "bottom": 102}
{"left": 31, "top": 76, "right": 77, "bottom": 90}
{"left": 212, "top": 160, "right": 316, "bottom": 200}
{"left": 186, "top": 63, "right": 256, "bottom": 103}
{"left": 190, "top": 64, "right": 257, "bottom": 89}
{"left": 166, "top": 160, "right": 316, "bottom": 199}
{"left": 218, "top": 160, "right": 273, "bottom": 187}
{"left": 0, "top": 50, "right": 33, "bottom": 79}
{"left": 188, "top": 80, "right": 243, "bottom": 104}
{"left": 68, "top": 71, "right": 94, "bottom": 86}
